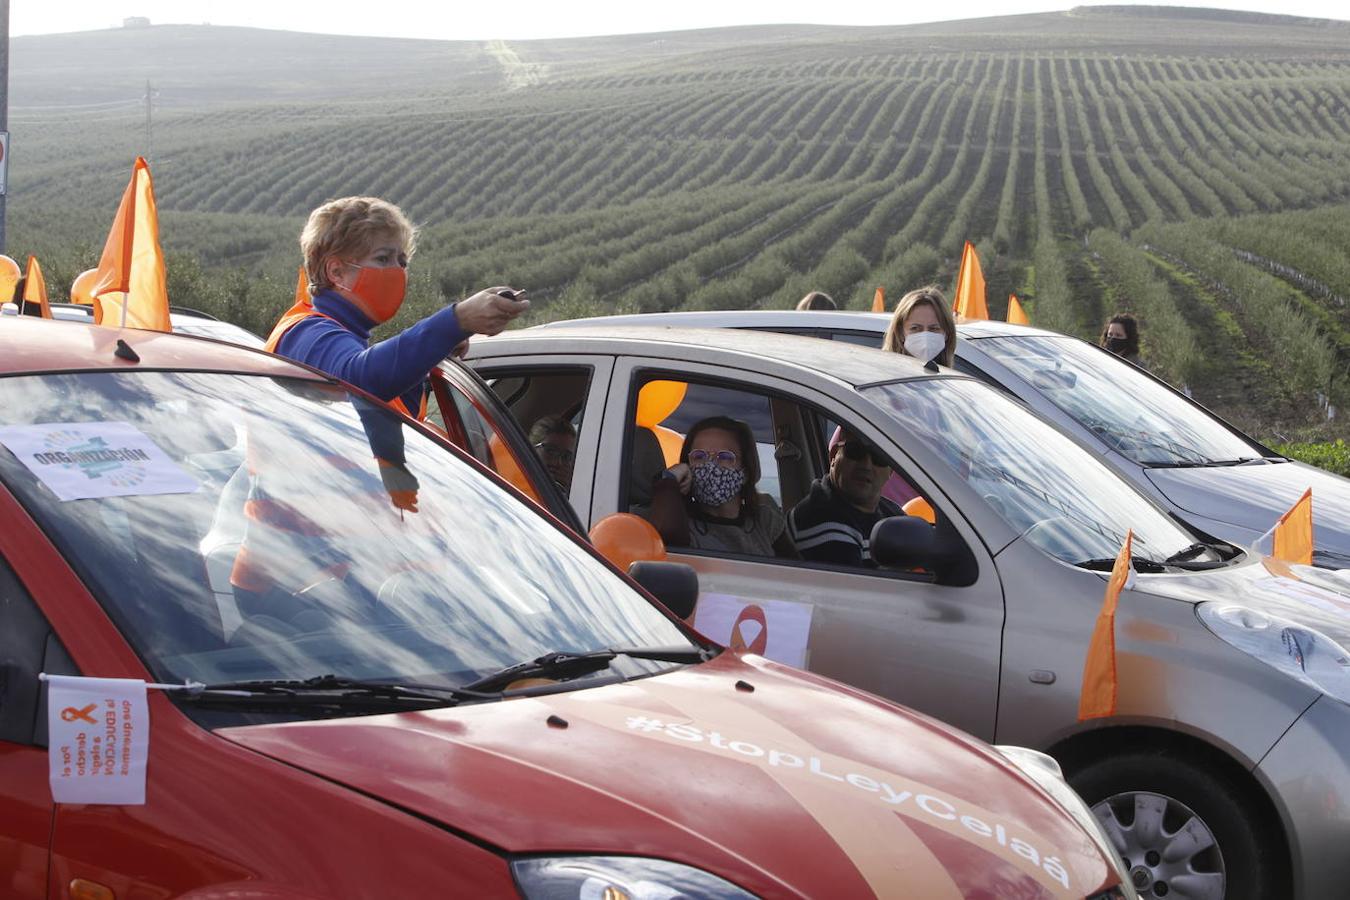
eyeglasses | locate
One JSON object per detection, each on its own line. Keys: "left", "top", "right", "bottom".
{"left": 534, "top": 443, "right": 575, "bottom": 464}
{"left": 841, "top": 440, "right": 889, "bottom": 467}
{"left": 688, "top": 448, "right": 740, "bottom": 468}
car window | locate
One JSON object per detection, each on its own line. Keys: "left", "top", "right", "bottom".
{"left": 0, "top": 553, "right": 76, "bottom": 745}
{"left": 0, "top": 371, "right": 691, "bottom": 724}
{"left": 862, "top": 378, "right": 1216, "bottom": 567}
{"left": 976, "top": 334, "right": 1262, "bottom": 465}
{"left": 829, "top": 330, "right": 884, "bottom": 349}
{"left": 482, "top": 366, "right": 594, "bottom": 500}
{"left": 629, "top": 380, "right": 783, "bottom": 507}
{"left": 426, "top": 369, "right": 553, "bottom": 510}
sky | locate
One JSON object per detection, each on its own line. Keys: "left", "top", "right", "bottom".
{"left": 10, "top": 0, "right": 1349, "bottom": 41}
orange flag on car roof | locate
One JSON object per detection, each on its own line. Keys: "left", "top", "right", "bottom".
{"left": 294, "top": 266, "right": 309, "bottom": 306}
{"left": 22, "top": 256, "right": 52, "bottom": 319}
{"left": 1007, "top": 293, "right": 1029, "bottom": 325}
{"left": 871, "top": 286, "right": 886, "bottom": 313}
{"left": 1078, "top": 529, "right": 1134, "bottom": 721}
{"left": 1273, "top": 489, "right": 1314, "bottom": 566}
{"left": 953, "top": 241, "right": 989, "bottom": 321}
{"left": 91, "top": 157, "right": 171, "bottom": 332}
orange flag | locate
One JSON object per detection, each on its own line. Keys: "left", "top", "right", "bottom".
{"left": 952, "top": 241, "right": 989, "bottom": 321}
{"left": 1007, "top": 293, "right": 1029, "bottom": 325}
{"left": 871, "top": 285, "right": 886, "bottom": 313}
{"left": 91, "top": 157, "right": 171, "bottom": 332}
{"left": 1273, "top": 489, "right": 1314, "bottom": 566}
{"left": 1078, "top": 529, "right": 1134, "bottom": 721}
{"left": 22, "top": 256, "right": 52, "bottom": 319}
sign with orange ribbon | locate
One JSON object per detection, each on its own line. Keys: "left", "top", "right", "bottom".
{"left": 693, "top": 593, "right": 813, "bottom": 667}
{"left": 45, "top": 674, "right": 149, "bottom": 805}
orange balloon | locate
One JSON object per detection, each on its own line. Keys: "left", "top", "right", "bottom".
{"left": 903, "top": 496, "right": 935, "bottom": 524}
{"left": 71, "top": 268, "right": 99, "bottom": 305}
{"left": 652, "top": 424, "right": 684, "bottom": 467}
{"left": 589, "top": 513, "right": 666, "bottom": 572}
{"left": 0, "top": 255, "right": 19, "bottom": 303}
{"left": 635, "top": 380, "right": 687, "bottom": 428}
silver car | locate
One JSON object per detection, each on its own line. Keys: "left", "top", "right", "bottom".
{"left": 541, "top": 310, "right": 1350, "bottom": 569}
{"left": 468, "top": 325, "right": 1350, "bottom": 900}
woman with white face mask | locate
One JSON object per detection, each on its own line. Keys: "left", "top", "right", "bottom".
{"left": 881, "top": 285, "right": 957, "bottom": 369}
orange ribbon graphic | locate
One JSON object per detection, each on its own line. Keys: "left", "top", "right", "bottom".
{"left": 61, "top": 704, "right": 98, "bottom": 724}
{"left": 730, "top": 604, "right": 769, "bottom": 655}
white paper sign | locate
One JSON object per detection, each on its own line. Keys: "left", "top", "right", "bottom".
{"left": 694, "top": 593, "right": 814, "bottom": 668}
{"left": 0, "top": 422, "right": 199, "bottom": 501}
{"left": 46, "top": 675, "right": 149, "bottom": 805}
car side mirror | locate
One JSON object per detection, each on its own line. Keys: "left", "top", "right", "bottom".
{"left": 628, "top": 561, "right": 699, "bottom": 621}
{"left": 871, "top": 515, "right": 971, "bottom": 585}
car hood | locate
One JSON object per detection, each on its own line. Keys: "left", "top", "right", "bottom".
{"left": 1138, "top": 556, "right": 1350, "bottom": 647}
{"left": 220, "top": 654, "right": 1113, "bottom": 898}
{"left": 1144, "top": 460, "right": 1350, "bottom": 563}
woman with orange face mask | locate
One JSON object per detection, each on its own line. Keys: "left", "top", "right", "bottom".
{"left": 265, "top": 196, "right": 527, "bottom": 418}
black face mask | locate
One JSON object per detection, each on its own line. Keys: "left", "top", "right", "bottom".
{"left": 1104, "top": 336, "right": 1129, "bottom": 355}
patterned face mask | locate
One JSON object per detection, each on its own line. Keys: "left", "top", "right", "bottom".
{"left": 691, "top": 462, "right": 746, "bottom": 508}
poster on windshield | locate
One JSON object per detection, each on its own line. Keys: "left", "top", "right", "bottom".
{"left": 693, "top": 593, "right": 813, "bottom": 668}
{"left": 0, "top": 422, "right": 199, "bottom": 501}
{"left": 45, "top": 675, "right": 149, "bottom": 805}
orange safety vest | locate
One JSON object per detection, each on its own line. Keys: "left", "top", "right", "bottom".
{"left": 264, "top": 299, "right": 427, "bottom": 420}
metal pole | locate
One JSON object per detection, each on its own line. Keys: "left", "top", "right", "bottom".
{"left": 144, "top": 79, "right": 151, "bottom": 159}
{"left": 0, "top": 0, "right": 10, "bottom": 254}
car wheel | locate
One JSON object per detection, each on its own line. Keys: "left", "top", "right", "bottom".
{"left": 1068, "top": 749, "right": 1277, "bottom": 900}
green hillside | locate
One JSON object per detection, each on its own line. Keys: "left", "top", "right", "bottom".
{"left": 8, "top": 7, "right": 1350, "bottom": 437}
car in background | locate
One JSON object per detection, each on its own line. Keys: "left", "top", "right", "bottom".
{"left": 1, "top": 301, "right": 265, "bottom": 348}
{"left": 469, "top": 324, "right": 1350, "bottom": 899}
{"left": 0, "top": 317, "right": 1131, "bottom": 899}
{"left": 541, "top": 310, "right": 1350, "bottom": 569}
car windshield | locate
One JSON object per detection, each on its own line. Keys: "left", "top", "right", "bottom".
{"left": 974, "top": 335, "right": 1262, "bottom": 466}
{"left": 862, "top": 379, "right": 1211, "bottom": 566}
{"left": 0, "top": 371, "right": 689, "bottom": 710}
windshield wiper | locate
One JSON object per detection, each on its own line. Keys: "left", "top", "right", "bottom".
{"left": 460, "top": 645, "right": 710, "bottom": 694}
{"left": 181, "top": 673, "right": 492, "bottom": 710}
{"left": 1074, "top": 555, "right": 1167, "bottom": 573}
{"left": 1141, "top": 457, "right": 1260, "bottom": 468}
{"left": 1165, "top": 542, "right": 1212, "bottom": 564}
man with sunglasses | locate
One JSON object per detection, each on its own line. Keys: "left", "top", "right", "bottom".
{"left": 788, "top": 429, "right": 904, "bottom": 567}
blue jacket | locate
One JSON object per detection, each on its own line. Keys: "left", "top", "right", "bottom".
{"left": 273, "top": 290, "right": 469, "bottom": 415}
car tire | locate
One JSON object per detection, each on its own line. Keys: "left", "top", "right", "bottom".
{"left": 1068, "top": 748, "right": 1279, "bottom": 900}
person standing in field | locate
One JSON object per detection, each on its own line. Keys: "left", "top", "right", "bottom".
{"left": 265, "top": 196, "right": 528, "bottom": 419}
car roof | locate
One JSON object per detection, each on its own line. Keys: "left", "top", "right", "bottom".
{"left": 535, "top": 309, "right": 1061, "bottom": 340}
{"left": 476, "top": 324, "right": 947, "bottom": 388}
{"left": 0, "top": 316, "right": 321, "bottom": 379}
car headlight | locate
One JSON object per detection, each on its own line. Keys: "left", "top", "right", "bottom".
{"left": 995, "top": 745, "right": 1138, "bottom": 900}
{"left": 1197, "top": 602, "right": 1350, "bottom": 704}
{"left": 511, "top": 856, "right": 756, "bottom": 900}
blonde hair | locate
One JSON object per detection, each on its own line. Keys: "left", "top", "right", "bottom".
{"left": 881, "top": 285, "right": 957, "bottom": 367}
{"left": 300, "top": 197, "right": 417, "bottom": 295}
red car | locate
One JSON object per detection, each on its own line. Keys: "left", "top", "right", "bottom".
{"left": 0, "top": 318, "right": 1131, "bottom": 899}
